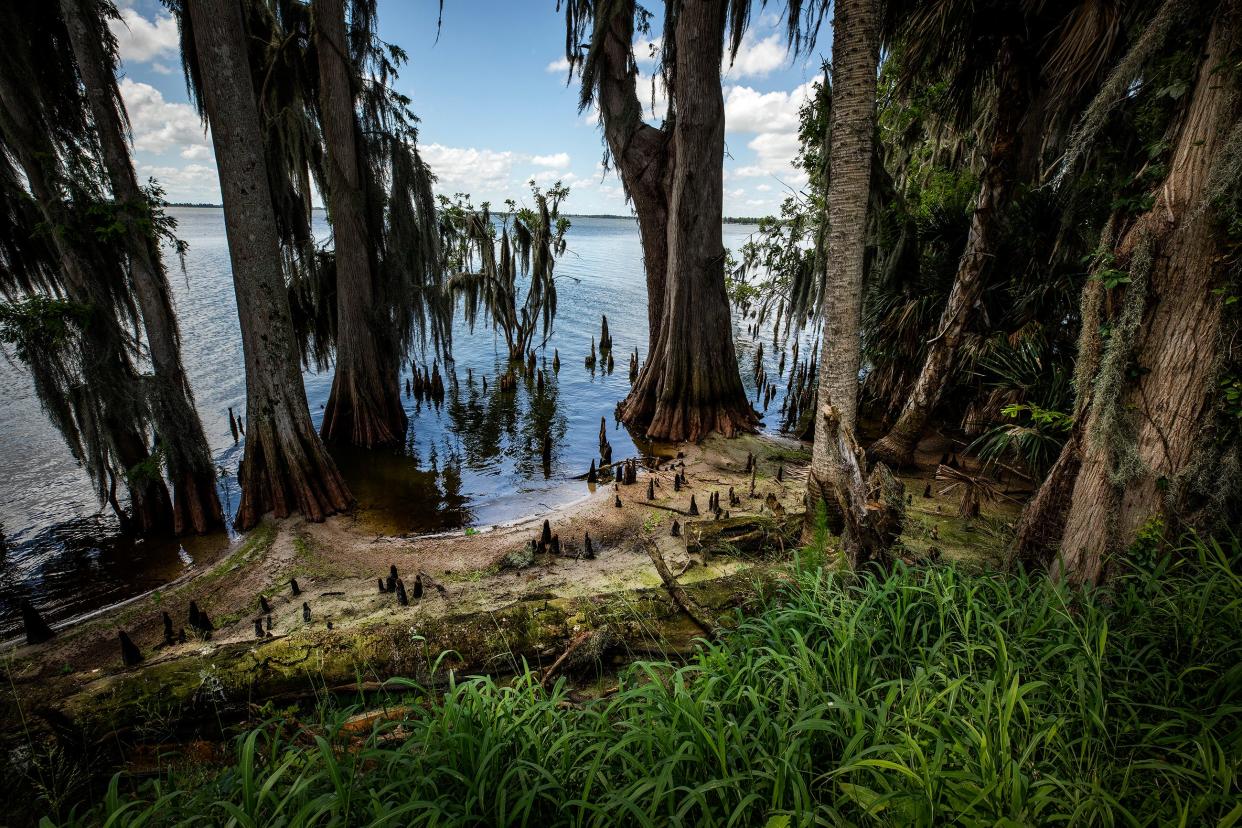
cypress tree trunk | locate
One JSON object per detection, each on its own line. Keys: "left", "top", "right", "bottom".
{"left": 187, "top": 0, "right": 352, "bottom": 530}
{"left": 869, "top": 37, "right": 1026, "bottom": 467}
{"left": 592, "top": 0, "right": 672, "bottom": 348}
{"left": 1037, "top": 17, "right": 1238, "bottom": 584}
{"left": 314, "top": 0, "right": 407, "bottom": 449}
{"left": 805, "top": 0, "right": 879, "bottom": 550}
{"left": 0, "top": 68, "right": 174, "bottom": 535}
{"left": 617, "top": 0, "right": 757, "bottom": 441}
{"left": 60, "top": 0, "right": 223, "bottom": 534}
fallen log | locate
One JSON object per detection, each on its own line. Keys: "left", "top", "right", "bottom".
{"left": 642, "top": 538, "right": 718, "bottom": 639}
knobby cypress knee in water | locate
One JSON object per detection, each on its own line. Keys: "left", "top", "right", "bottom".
{"left": 587, "top": 459, "right": 598, "bottom": 484}
{"left": 413, "top": 574, "right": 423, "bottom": 600}
{"left": 254, "top": 618, "right": 264, "bottom": 639}
{"left": 396, "top": 579, "right": 408, "bottom": 606}
{"left": 689, "top": 494, "right": 699, "bottom": 516}
{"left": 290, "top": 578, "right": 301, "bottom": 596}
{"left": 303, "top": 602, "right": 311, "bottom": 622}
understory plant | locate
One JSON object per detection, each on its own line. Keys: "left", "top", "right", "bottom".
{"left": 54, "top": 535, "right": 1242, "bottom": 827}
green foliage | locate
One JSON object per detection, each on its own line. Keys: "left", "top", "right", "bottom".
{"left": 69, "top": 537, "right": 1242, "bottom": 826}
{"left": 969, "top": 402, "right": 1073, "bottom": 478}
{"left": 0, "top": 296, "right": 91, "bottom": 362}
{"left": 442, "top": 182, "right": 571, "bottom": 360}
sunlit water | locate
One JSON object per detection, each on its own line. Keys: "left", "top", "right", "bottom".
{"left": 0, "top": 209, "right": 808, "bottom": 636}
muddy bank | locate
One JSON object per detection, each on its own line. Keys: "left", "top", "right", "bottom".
{"left": 2, "top": 431, "right": 1018, "bottom": 762}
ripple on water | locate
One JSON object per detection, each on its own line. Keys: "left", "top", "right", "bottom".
{"left": 1, "top": 211, "right": 805, "bottom": 634}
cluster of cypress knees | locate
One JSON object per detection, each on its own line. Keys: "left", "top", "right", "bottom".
{"left": 405, "top": 360, "right": 446, "bottom": 405}
{"left": 18, "top": 558, "right": 461, "bottom": 669}
{"left": 376, "top": 563, "right": 447, "bottom": 606}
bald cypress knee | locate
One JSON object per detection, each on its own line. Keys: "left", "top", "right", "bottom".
{"left": 184, "top": 0, "right": 351, "bottom": 530}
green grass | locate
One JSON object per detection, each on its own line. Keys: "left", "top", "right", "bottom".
{"left": 51, "top": 536, "right": 1241, "bottom": 826}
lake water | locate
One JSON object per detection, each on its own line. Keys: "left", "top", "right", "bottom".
{"left": 0, "top": 209, "right": 808, "bottom": 636}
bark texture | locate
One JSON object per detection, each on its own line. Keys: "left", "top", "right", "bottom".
{"left": 616, "top": 0, "right": 757, "bottom": 441}
{"left": 805, "top": 0, "right": 879, "bottom": 542}
{"left": 869, "top": 37, "right": 1026, "bottom": 468}
{"left": 1047, "top": 16, "right": 1238, "bottom": 584}
{"left": 811, "top": 405, "right": 905, "bottom": 568}
{"left": 315, "top": 0, "right": 407, "bottom": 449}
{"left": 60, "top": 0, "right": 223, "bottom": 533}
{"left": 188, "top": 0, "right": 352, "bottom": 530}
{"left": 592, "top": 0, "right": 672, "bottom": 348}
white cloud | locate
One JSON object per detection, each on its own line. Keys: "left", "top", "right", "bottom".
{"left": 422, "top": 146, "right": 579, "bottom": 200}
{"left": 724, "top": 76, "right": 820, "bottom": 187}
{"left": 732, "top": 165, "right": 767, "bottom": 178}
{"left": 119, "top": 78, "right": 211, "bottom": 159}
{"left": 136, "top": 162, "right": 219, "bottom": 203}
{"left": 545, "top": 56, "right": 572, "bottom": 74}
{"left": 637, "top": 70, "right": 668, "bottom": 121}
{"left": 724, "top": 85, "right": 801, "bottom": 134}
{"left": 421, "top": 144, "right": 516, "bottom": 192}
{"left": 531, "top": 152, "right": 571, "bottom": 169}
{"left": 756, "top": 183, "right": 773, "bottom": 192}
{"left": 748, "top": 131, "right": 805, "bottom": 180}
{"left": 109, "top": 8, "right": 180, "bottom": 64}
{"left": 724, "top": 33, "right": 787, "bottom": 79}
{"left": 633, "top": 36, "right": 662, "bottom": 66}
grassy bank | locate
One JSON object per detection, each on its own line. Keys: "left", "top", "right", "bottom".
{"left": 50, "top": 537, "right": 1241, "bottom": 826}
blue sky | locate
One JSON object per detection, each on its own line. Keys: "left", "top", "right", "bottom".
{"left": 110, "top": 0, "right": 830, "bottom": 216}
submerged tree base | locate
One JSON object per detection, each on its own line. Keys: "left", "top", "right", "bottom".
{"left": 235, "top": 415, "right": 353, "bottom": 531}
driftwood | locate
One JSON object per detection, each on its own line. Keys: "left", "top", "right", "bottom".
{"left": 540, "top": 626, "right": 617, "bottom": 688}
{"left": 642, "top": 538, "right": 718, "bottom": 639}
{"left": 684, "top": 513, "right": 801, "bottom": 555}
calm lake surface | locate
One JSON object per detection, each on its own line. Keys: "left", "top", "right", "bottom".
{"left": 0, "top": 209, "right": 803, "bottom": 636}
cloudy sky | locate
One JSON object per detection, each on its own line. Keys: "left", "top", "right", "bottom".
{"left": 110, "top": 0, "right": 830, "bottom": 216}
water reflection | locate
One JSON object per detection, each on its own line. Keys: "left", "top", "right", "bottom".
{"left": 0, "top": 519, "right": 228, "bottom": 638}
{"left": 1, "top": 212, "right": 807, "bottom": 636}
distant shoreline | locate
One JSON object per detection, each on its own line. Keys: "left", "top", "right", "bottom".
{"left": 166, "top": 203, "right": 765, "bottom": 224}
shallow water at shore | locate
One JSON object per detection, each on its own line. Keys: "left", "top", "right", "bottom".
{"left": 0, "top": 209, "right": 806, "bottom": 635}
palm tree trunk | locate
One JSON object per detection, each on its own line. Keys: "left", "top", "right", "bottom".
{"left": 314, "top": 0, "right": 406, "bottom": 449}
{"left": 187, "top": 0, "right": 352, "bottom": 530}
{"left": 804, "top": 0, "right": 879, "bottom": 558}
{"left": 617, "top": 0, "right": 757, "bottom": 441}
{"left": 60, "top": 0, "right": 223, "bottom": 534}
{"left": 1035, "top": 16, "right": 1238, "bottom": 584}
{"left": 870, "top": 36, "right": 1026, "bottom": 468}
